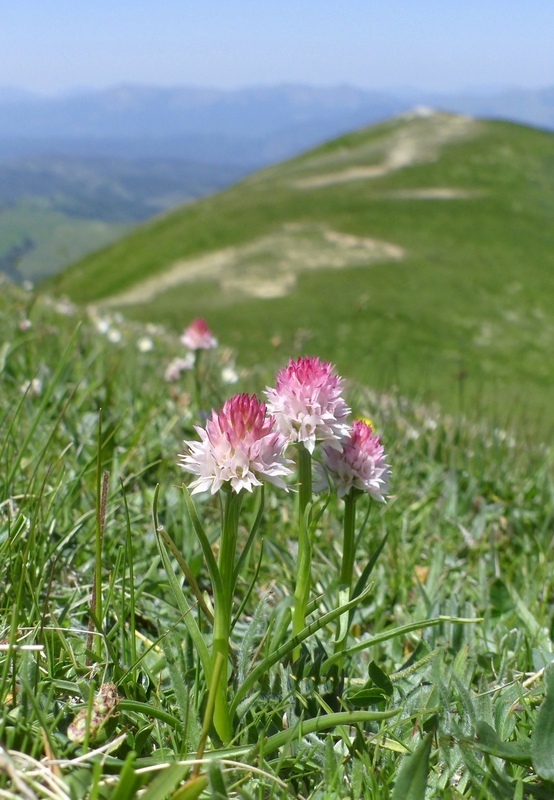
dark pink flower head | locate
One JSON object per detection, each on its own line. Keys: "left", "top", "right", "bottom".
{"left": 180, "top": 318, "right": 217, "bottom": 350}
{"left": 179, "top": 393, "right": 293, "bottom": 494}
{"left": 265, "top": 356, "right": 350, "bottom": 453}
{"left": 319, "top": 419, "right": 391, "bottom": 501}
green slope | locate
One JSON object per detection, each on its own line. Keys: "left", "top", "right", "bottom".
{"left": 44, "top": 111, "right": 554, "bottom": 437}
{"left": 0, "top": 200, "right": 129, "bottom": 282}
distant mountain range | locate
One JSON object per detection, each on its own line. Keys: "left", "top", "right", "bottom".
{"left": 2, "top": 83, "right": 554, "bottom": 167}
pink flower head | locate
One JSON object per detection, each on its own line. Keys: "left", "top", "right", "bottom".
{"left": 180, "top": 318, "right": 217, "bottom": 350}
{"left": 319, "top": 419, "right": 390, "bottom": 501}
{"left": 179, "top": 393, "right": 293, "bottom": 494}
{"left": 265, "top": 356, "right": 350, "bottom": 453}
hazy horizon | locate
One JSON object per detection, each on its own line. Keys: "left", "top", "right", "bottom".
{"left": 1, "top": 1, "right": 552, "bottom": 96}
{"left": 1, "top": 80, "right": 552, "bottom": 103}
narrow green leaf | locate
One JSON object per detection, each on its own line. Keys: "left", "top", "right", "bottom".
{"left": 232, "top": 538, "right": 265, "bottom": 631}
{"left": 118, "top": 700, "right": 183, "bottom": 730}
{"left": 180, "top": 483, "right": 224, "bottom": 601}
{"left": 474, "top": 721, "right": 531, "bottom": 766}
{"left": 233, "top": 485, "right": 264, "bottom": 583}
{"left": 347, "top": 688, "right": 388, "bottom": 707}
{"left": 351, "top": 530, "right": 389, "bottom": 606}
{"left": 391, "top": 730, "right": 433, "bottom": 800}
{"left": 170, "top": 775, "right": 209, "bottom": 800}
{"left": 157, "top": 523, "right": 214, "bottom": 624}
{"left": 509, "top": 584, "right": 551, "bottom": 648}
{"left": 490, "top": 577, "right": 514, "bottom": 614}
{"left": 139, "top": 763, "right": 190, "bottom": 800}
{"left": 250, "top": 708, "right": 401, "bottom": 757}
{"left": 208, "top": 761, "right": 229, "bottom": 798}
{"left": 532, "top": 664, "right": 554, "bottom": 779}
{"left": 230, "top": 582, "right": 374, "bottom": 717}
{"left": 154, "top": 521, "right": 212, "bottom": 686}
{"left": 323, "top": 615, "right": 482, "bottom": 670}
{"left": 368, "top": 661, "right": 394, "bottom": 697}
{"left": 153, "top": 486, "right": 212, "bottom": 684}
{"left": 160, "top": 631, "right": 194, "bottom": 731}
{"left": 109, "top": 752, "right": 143, "bottom": 800}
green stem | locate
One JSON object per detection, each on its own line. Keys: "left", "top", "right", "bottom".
{"left": 334, "top": 490, "right": 358, "bottom": 657}
{"left": 194, "top": 652, "right": 225, "bottom": 777}
{"left": 297, "top": 442, "right": 312, "bottom": 519}
{"left": 211, "top": 490, "right": 243, "bottom": 743}
{"left": 292, "top": 443, "right": 313, "bottom": 660}
{"left": 340, "top": 491, "right": 358, "bottom": 589}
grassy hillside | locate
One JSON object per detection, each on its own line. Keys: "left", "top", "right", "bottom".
{"left": 45, "top": 111, "right": 554, "bottom": 438}
{"left": 0, "top": 199, "right": 129, "bottom": 281}
{"left": 2, "top": 277, "right": 554, "bottom": 797}
{"left": 0, "top": 156, "right": 247, "bottom": 281}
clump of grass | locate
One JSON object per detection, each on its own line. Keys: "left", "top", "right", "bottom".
{"left": 1, "top": 276, "right": 554, "bottom": 798}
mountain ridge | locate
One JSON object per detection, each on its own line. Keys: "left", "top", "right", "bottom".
{"left": 44, "top": 110, "right": 554, "bottom": 436}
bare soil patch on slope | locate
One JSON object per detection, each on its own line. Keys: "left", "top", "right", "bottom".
{"left": 102, "top": 223, "right": 404, "bottom": 306}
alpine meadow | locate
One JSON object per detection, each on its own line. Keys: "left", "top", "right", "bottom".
{"left": 1, "top": 109, "right": 554, "bottom": 799}
{"left": 47, "top": 110, "right": 554, "bottom": 439}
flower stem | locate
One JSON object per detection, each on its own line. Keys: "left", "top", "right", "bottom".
{"left": 340, "top": 491, "right": 358, "bottom": 589}
{"left": 292, "top": 443, "right": 312, "bottom": 660}
{"left": 334, "top": 490, "right": 358, "bottom": 657}
{"left": 297, "top": 442, "right": 312, "bottom": 520}
{"left": 211, "top": 490, "right": 242, "bottom": 743}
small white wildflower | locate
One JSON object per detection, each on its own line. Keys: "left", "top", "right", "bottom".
{"left": 107, "top": 328, "right": 122, "bottom": 343}
{"left": 54, "top": 299, "right": 76, "bottom": 316}
{"left": 137, "top": 336, "right": 154, "bottom": 352}
{"left": 221, "top": 366, "right": 239, "bottom": 384}
{"left": 21, "top": 378, "right": 42, "bottom": 396}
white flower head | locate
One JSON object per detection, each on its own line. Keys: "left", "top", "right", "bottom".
{"left": 179, "top": 393, "right": 293, "bottom": 495}
{"left": 265, "top": 356, "right": 350, "bottom": 453}
{"left": 318, "top": 419, "right": 391, "bottom": 501}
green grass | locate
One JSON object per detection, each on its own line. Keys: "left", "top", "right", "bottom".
{"left": 43, "top": 113, "right": 554, "bottom": 439}
{"left": 0, "top": 198, "right": 129, "bottom": 281}
{"left": 2, "top": 277, "right": 554, "bottom": 797}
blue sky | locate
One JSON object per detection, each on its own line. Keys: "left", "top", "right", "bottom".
{"left": 1, "top": 1, "right": 552, "bottom": 95}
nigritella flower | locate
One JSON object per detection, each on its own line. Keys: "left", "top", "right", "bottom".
{"left": 319, "top": 419, "right": 390, "bottom": 501}
{"left": 265, "top": 356, "right": 350, "bottom": 453}
{"left": 179, "top": 393, "right": 293, "bottom": 494}
{"left": 181, "top": 318, "right": 218, "bottom": 350}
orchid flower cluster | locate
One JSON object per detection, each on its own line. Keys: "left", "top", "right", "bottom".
{"left": 178, "top": 351, "right": 390, "bottom": 743}
{"left": 181, "top": 354, "right": 390, "bottom": 503}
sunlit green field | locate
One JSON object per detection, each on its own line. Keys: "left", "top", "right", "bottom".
{"left": 45, "top": 112, "right": 554, "bottom": 439}
{"left": 0, "top": 199, "right": 129, "bottom": 281}
{"left": 2, "top": 277, "right": 554, "bottom": 798}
